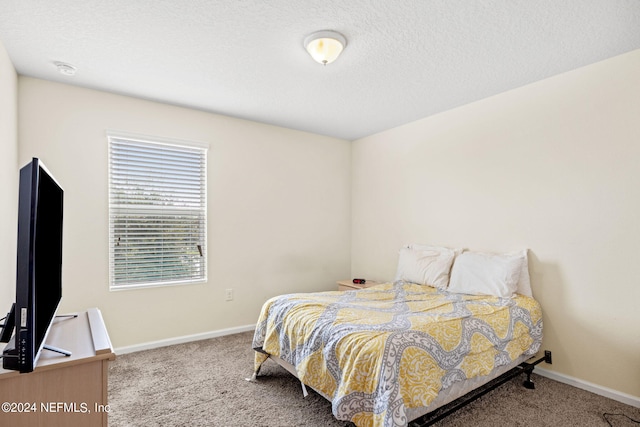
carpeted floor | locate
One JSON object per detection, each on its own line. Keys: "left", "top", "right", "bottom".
{"left": 108, "top": 331, "right": 639, "bottom": 426}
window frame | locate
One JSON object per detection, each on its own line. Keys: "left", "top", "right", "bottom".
{"left": 107, "top": 130, "right": 208, "bottom": 291}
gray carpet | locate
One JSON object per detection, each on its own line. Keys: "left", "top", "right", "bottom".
{"left": 108, "top": 331, "right": 640, "bottom": 426}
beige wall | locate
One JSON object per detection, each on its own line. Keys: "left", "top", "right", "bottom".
{"left": 17, "top": 77, "right": 351, "bottom": 348}
{"left": 351, "top": 49, "right": 640, "bottom": 398}
{"left": 0, "top": 40, "right": 17, "bottom": 307}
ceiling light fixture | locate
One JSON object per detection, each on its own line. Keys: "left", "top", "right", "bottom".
{"left": 304, "top": 30, "right": 347, "bottom": 65}
{"left": 54, "top": 61, "right": 77, "bottom": 76}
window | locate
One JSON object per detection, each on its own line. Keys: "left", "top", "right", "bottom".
{"left": 108, "top": 131, "right": 207, "bottom": 290}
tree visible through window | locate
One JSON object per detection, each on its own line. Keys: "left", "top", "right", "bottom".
{"left": 108, "top": 132, "right": 207, "bottom": 290}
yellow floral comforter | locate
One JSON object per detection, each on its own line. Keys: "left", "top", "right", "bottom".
{"left": 252, "top": 282, "right": 543, "bottom": 427}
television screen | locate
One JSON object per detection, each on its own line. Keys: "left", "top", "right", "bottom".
{"left": 1, "top": 158, "right": 63, "bottom": 373}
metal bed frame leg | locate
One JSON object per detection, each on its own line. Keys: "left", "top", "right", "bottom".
{"left": 521, "top": 351, "right": 551, "bottom": 389}
{"left": 523, "top": 363, "right": 536, "bottom": 389}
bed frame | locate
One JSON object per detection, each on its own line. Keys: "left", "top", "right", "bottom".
{"left": 409, "top": 352, "right": 550, "bottom": 426}
{"left": 255, "top": 351, "right": 551, "bottom": 427}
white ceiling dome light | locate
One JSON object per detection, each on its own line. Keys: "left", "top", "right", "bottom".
{"left": 304, "top": 30, "right": 347, "bottom": 65}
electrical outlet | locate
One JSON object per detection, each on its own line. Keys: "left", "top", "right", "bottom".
{"left": 225, "top": 289, "right": 233, "bottom": 301}
{"left": 544, "top": 350, "right": 552, "bottom": 364}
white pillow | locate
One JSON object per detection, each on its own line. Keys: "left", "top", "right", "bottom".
{"left": 514, "top": 249, "right": 532, "bottom": 297}
{"left": 394, "top": 246, "right": 456, "bottom": 289}
{"left": 487, "top": 249, "right": 532, "bottom": 296}
{"left": 448, "top": 251, "right": 524, "bottom": 298}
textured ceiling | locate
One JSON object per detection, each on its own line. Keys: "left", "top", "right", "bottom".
{"left": 1, "top": 1, "right": 639, "bottom": 140}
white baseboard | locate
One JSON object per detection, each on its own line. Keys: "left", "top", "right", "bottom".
{"left": 114, "top": 324, "right": 256, "bottom": 355}
{"left": 535, "top": 366, "right": 640, "bottom": 408}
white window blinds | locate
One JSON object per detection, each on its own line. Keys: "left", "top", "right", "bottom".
{"left": 108, "top": 132, "right": 207, "bottom": 290}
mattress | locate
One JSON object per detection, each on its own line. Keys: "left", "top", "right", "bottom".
{"left": 253, "top": 281, "right": 543, "bottom": 427}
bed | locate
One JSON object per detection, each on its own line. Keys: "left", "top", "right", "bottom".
{"left": 251, "top": 246, "right": 543, "bottom": 427}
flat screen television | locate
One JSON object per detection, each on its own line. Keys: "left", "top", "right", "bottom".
{"left": 0, "top": 158, "right": 64, "bottom": 373}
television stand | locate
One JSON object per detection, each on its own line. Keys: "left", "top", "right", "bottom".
{"left": 0, "top": 308, "right": 115, "bottom": 427}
